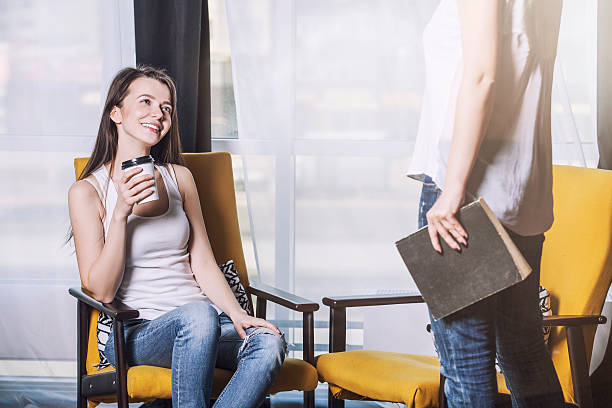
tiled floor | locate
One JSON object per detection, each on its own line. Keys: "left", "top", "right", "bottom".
{"left": 0, "top": 377, "right": 395, "bottom": 408}
{"left": 96, "top": 389, "right": 392, "bottom": 408}
{"left": 269, "top": 389, "right": 391, "bottom": 407}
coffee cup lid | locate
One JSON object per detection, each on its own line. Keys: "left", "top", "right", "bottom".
{"left": 121, "top": 155, "right": 154, "bottom": 170}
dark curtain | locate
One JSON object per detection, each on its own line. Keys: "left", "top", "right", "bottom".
{"left": 597, "top": 0, "right": 612, "bottom": 169}
{"left": 134, "top": 0, "right": 211, "bottom": 153}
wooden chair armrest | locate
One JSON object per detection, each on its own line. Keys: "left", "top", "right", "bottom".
{"left": 69, "top": 287, "right": 139, "bottom": 321}
{"left": 543, "top": 315, "right": 606, "bottom": 327}
{"left": 323, "top": 292, "right": 424, "bottom": 308}
{"left": 248, "top": 281, "right": 319, "bottom": 312}
{"left": 425, "top": 314, "right": 605, "bottom": 333}
{"left": 324, "top": 292, "right": 423, "bottom": 354}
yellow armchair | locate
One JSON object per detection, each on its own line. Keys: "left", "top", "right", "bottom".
{"left": 69, "top": 152, "right": 319, "bottom": 408}
{"left": 317, "top": 165, "right": 612, "bottom": 408}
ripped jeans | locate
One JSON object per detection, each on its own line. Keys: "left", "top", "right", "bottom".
{"left": 104, "top": 301, "right": 285, "bottom": 408}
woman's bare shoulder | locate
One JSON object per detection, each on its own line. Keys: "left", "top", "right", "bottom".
{"left": 68, "top": 177, "right": 104, "bottom": 217}
{"left": 69, "top": 178, "right": 98, "bottom": 200}
{"left": 170, "top": 164, "right": 197, "bottom": 195}
{"left": 171, "top": 164, "right": 194, "bottom": 180}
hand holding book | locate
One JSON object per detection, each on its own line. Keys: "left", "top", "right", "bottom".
{"left": 396, "top": 198, "right": 532, "bottom": 320}
{"left": 425, "top": 186, "right": 469, "bottom": 253}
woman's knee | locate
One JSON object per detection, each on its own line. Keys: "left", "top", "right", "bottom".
{"left": 241, "top": 327, "right": 286, "bottom": 367}
{"left": 176, "top": 301, "right": 220, "bottom": 339}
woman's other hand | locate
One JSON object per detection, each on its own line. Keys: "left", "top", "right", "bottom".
{"left": 114, "top": 167, "right": 155, "bottom": 219}
{"left": 230, "top": 310, "right": 281, "bottom": 339}
{"left": 426, "top": 186, "right": 468, "bottom": 253}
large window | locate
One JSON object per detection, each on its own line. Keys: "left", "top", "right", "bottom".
{"left": 213, "top": 0, "right": 601, "bottom": 359}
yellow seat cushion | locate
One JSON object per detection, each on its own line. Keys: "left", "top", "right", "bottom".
{"left": 269, "top": 357, "right": 319, "bottom": 393}
{"left": 86, "top": 309, "right": 317, "bottom": 404}
{"left": 316, "top": 351, "right": 441, "bottom": 407}
{"left": 87, "top": 365, "right": 231, "bottom": 403}
{"left": 317, "top": 350, "right": 512, "bottom": 407}
{"left": 88, "top": 358, "right": 316, "bottom": 404}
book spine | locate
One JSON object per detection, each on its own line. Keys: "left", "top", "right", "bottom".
{"left": 479, "top": 198, "right": 532, "bottom": 279}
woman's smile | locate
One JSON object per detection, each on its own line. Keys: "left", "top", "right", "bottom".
{"left": 141, "top": 121, "right": 162, "bottom": 134}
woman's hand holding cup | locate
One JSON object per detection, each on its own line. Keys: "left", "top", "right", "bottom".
{"left": 114, "top": 167, "right": 155, "bottom": 220}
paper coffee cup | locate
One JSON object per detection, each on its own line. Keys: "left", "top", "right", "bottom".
{"left": 121, "top": 155, "right": 159, "bottom": 204}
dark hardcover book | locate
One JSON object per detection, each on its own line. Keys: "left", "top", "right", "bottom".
{"left": 395, "top": 198, "right": 531, "bottom": 320}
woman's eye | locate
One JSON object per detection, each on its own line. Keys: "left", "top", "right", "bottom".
{"left": 141, "top": 98, "right": 151, "bottom": 105}
{"left": 163, "top": 106, "right": 172, "bottom": 113}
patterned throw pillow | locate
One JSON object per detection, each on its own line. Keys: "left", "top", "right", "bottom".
{"left": 219, "top": 259, "right": 252, "bottom": 315}
{"left": 539, "top": 285, "right": 552, "bottom": 343}
{"left": 96, "top": 311, "right": 113, "bottom": 369}
{"left": 95, "top": 260, "right": 252, "bottom": 370}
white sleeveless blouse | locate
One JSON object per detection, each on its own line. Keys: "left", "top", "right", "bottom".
{"left": 409, "top": 0, "right": 562, "bottom": 235}
{"left": 85, "top": 164, "right": 218, "bottom": 320}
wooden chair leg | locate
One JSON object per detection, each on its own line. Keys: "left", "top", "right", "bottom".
{"left": 302, "top": 312, "right": 315, "bottom": 408}
{"left": 77, "top": 395, "right": 87, "bottom": 408}
{"left": 327, "top": 306, "right": 347, "bottom": 408}
{"left": 567, "top": 326, "right": 594, "bottom": 408}
{"left": 113, "top": 319, "right": 130, "bottom": 408}
{"left": 76, "top": 301, "right": 89, "bottom": 408}
{"left": 304, "top": 390, "right": 315, "bottom": 408}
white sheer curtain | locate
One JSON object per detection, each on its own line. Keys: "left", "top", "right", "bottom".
{"left": 0, "top": 1, "right": 134, "bottom": 405}
{"left": 227, "top": 1, "right": 436, "bottom": 352}
{"left": 226, "top": 0, "right": 598, "bottom": 355}
{"left": 552, "top": 0, "right": 598, "bottom": 167}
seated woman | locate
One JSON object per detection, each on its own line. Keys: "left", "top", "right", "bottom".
{"left": 68, "top": 66, "right": 285, "bottom": 408}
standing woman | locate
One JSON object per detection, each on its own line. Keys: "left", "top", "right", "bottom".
{"left": 68, "top": 66, "right": 285, "bottom": 408}
{"left": 409, "top": 0, "right": 565, "bottom": 406}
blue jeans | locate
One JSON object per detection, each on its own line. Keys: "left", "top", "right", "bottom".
{"left": 104, "top": 301, "right": 285, "bottom": 408}
{"left": 418, "top": 176, "right": 564, "bottom": 407}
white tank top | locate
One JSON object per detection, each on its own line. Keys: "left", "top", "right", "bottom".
{"left": 85, "top": 163, "right": 219, "bottom": 320}
{"left": 409, "top": 0, "right": 562, "bottom": 235}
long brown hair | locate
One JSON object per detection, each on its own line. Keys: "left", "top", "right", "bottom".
{"left": 77, "top": 65, "right": 185, "bottom": 182}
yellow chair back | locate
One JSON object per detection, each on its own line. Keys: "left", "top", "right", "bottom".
{"left": 541, "top": 165, "right": 612, "bottom": 402}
